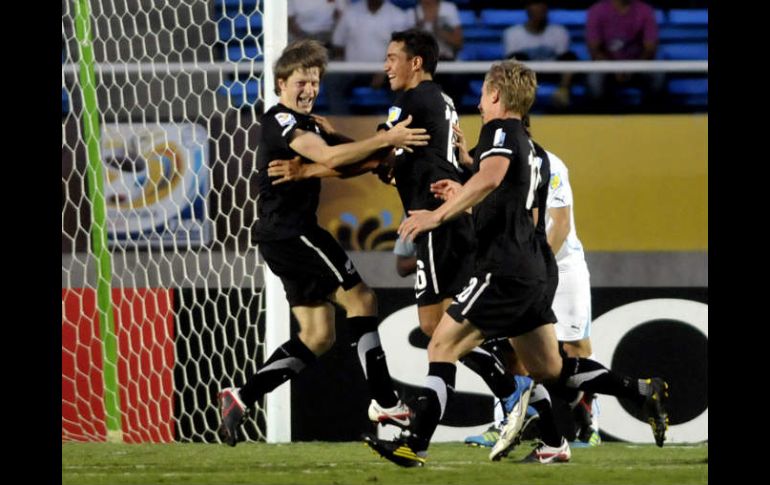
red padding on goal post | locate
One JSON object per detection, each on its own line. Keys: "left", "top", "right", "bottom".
{"left": 62, "top": 288, "right": 175, "bottom": 443}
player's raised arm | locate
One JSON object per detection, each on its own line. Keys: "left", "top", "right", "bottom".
{"left": 289, "top": 115, "right": 428, "bottom": 170}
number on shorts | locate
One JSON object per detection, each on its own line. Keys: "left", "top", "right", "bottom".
{"left": 415, "top": 259, "right": 427, "bottom": 291}
{"left": 456, "top": 277, "right": 479, "bottom": 303}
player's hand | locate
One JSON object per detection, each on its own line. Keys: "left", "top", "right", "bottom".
{"left": 374, "top": 160, "right": 396, "bottom": 185}
{"left": 311, "top": 114, "right": 335, "bottom": 136}
{"left": 386, "top": 115, "right": 430, "bottom": 153}
{"left": 452, "top": 124, "right": 473, "bottom": 167}
{"left": 268, "top": 156, "right": 304, "bottom": 185}
{"left": 431, "top": 179, "right": 462, "bottom": 201}
{"left": 398, "top": 209, "right": 441, "bottom": 242}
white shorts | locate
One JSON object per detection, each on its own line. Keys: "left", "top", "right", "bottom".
{"left": 552, "top": 263, "right": 592, "bottom": 342}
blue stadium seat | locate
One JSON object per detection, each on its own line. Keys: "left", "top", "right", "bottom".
{"left": 668, "top": 9, "right": 708, "bottom": 26}
{"left": 226, "top": 43, "right": 263, "bottom": 62}
{"left": 667, "top": 78, "right": 708, "bottom": 106}
{"left": 479, "top": 9, "right": 527, "bottom": 27}
{"left": 549, "top": 10, "right": 586, "bottom": 26}
{"left": 458, "top": 43, "right": 504, "bottom": 61}
{"left": 532, "top": 82, "right": 587, "bottom": 109}
{"left": 469, "top": 80, "right": 483, "bottom": 96}
{"left": 654, "top": 9, "right": 666, "bottom": 25}
{"left": 668, "top": 78, "right": 708, "bottom": 96}
{"left": 218, "top": 14, "right": 263, "bottom": 42}
{"left": 390, "top": 0, "right": 417, "bottom": 9}
{"left": 218, "top": 79, "right": 261, "bottom": 107}
{"left": 216, "top": 0, "right": 260, "bottom": 16}
{"left": 459, "top": 10, "right": 476, "bottom": 27}
{"left": 658, "top": 27, "right": 708, "bottom": 43}
{"left": 570, "top": 42, "right": 590, "bottom": 60}
{"left": 350, "top": 87, "right": 392, "bottom": 108}
{"left": 62, "top": 88, "right": 70, "bottom": 114}
{"left": 660, "top": 43, "right": 708, "bottom": 60}
{"left": 220, "top": 0, "right": 258, "bottom": 8}
{"left": 463, "top": 27, "right": 503, "bottom": 42}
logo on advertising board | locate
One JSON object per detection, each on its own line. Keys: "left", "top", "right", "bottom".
{"left": 101, "top": 123, "right": 211, "bottom": 248}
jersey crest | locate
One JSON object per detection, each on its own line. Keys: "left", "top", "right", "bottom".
{"left": 493, "top": 128, "right": 506, "bottom": 147}
{"left": 274, "top": 112, "right": 296, "bottom": 127}
{"left": 387, "top": 106, "right": 402, "bottom": 123}
{"left": 550, "top": 172, "right": 562, "bottom": 190}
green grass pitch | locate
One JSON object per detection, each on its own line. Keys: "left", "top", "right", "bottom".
{"left": 62, "top": 440, "right": 707, "bottom": 485}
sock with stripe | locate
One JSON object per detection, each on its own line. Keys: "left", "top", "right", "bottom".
{"left": 349, "top": 316, "right": 398, "bottom": 408}
{"left": 559, "top": 357, "right": 646, "bottom": 406}
{"left": 460, "top": 349, "right": 517, "bottom": 399}
{"left": 529, "top": 383, "right": 564, "bottom": 448}
{"left": 239, "top": 337, "right": 317, "bottom": 407}
{"left": 408, "top": 362, "right": 457, "bottom": 454}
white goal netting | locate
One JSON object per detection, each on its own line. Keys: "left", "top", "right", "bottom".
{"left": 62, "top": 0, "right": 277, "bottom": 443}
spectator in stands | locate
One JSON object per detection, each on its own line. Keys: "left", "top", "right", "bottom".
{"left": 288, "top": 0, "right": 347, "bottom": 48}
{"left": 585, "top": 0, "right": 665, "bottom": 110}
{"left": 410, "top": 0, "right": 463, "bottom": 61}
{"left": 410, "top": 0, "right": 466, "bottom": 106}
{"left": 327, "top": 0, "right": 413, "bottom": 113}
{"left": 503, "top": 0, "right": 577, "bottom": 108}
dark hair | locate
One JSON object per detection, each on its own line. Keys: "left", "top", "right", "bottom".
{"left": 273, "top": 39, "right": 328, "bottom": 95}
{"left": 390, "top": 29, "right": 439, "bottom": 76}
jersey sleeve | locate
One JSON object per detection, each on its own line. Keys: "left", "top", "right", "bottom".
{"left": 547, "top": 160, "right": 573, "bottom": 208}
{"left": 272, "top": 111, "right": 318, "bottom": 145}
{"left": 476, "top": 121, "right": 517, "bottom": 165}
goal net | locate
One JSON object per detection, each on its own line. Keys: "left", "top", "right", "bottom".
{"left": 61, "top": 0, "right": 288, "bottom": 443}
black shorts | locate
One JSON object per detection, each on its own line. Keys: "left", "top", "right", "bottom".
{"left": 413, "top": 213, "right": 475, "bottom": 306}
{"left": 446, "top": 272, "right": 557, "bottom": 339}
{"left": 258, "top": 226, "right": 362, "bottom": 306}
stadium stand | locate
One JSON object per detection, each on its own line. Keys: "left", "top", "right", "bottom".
{"left": 208, "top": 1, "right": 707, "bottom": 114}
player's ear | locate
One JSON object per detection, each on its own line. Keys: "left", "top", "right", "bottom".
{"left": 412, "top": 55, "right": 423, "bottom": 72}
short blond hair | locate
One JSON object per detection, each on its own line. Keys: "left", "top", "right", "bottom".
{"left": 484, "top": 60, "right": 537, "bottom": 115}
{"left": 273, "top": 39, "right": 328, "bottom": 95}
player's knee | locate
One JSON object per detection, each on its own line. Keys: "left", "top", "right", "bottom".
{"left": 427, "top": 337, "right": 459, "bottom": 361}
{"left": 528, "top": 359, "right": 562, "bottom": 382}
{"left": 300, "top": 328, "right": 336, "bottom": 355}
{"left": 563, "top": 339, "right": 592, "bottom": 358}
{"left": 419, "top": 319, "right": 436, "bottom": 337}
{"left": 343, "top": 284, "right": 377, "bottom": 316}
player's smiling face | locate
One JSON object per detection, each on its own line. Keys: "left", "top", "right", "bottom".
{"left": 279, "top": 67, "right": 321, "bottom": 114}
{"left": 384, "top": 41, "right": 414, "bottom": 91}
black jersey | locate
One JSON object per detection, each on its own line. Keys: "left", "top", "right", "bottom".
{"left": 532, "top": 141, "right": 559, "bottom": 280}
{"left": 471, "top": 118, "right": 545, "bottom": 280}
{"left": 532, "top": 141, "right": 551, "bottom": 239}
{"left": 253, "top": 104, "right": 338, "bottom": 242}
{"left": 379, "top": 81, "right": 468, "bottom": 213}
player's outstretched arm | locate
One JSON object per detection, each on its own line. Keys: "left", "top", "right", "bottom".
{"left": 289, "top": 115, "right": 428, "bottom": 170}
{"left": 399, "top": 155, "right": 509, "bottom": 242}
{"left": 269, "top": 148, "right": 393, "bottom": 185}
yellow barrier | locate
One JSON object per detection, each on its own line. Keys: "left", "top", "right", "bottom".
{"left": 318, "top": 115, "right": 707, "bottom": 251}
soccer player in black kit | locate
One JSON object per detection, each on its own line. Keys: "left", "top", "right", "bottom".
{"left": 378, "top": 29, "right": 476, "bottom": 338}
{"left": 364, "top": 60, "right": 670, "bottom": 467}
{"left": 266, "top": 31, "right": 540, "bottom": 438}
{"left": 376, "top": 30, "right": 547, "bottom": 443}
{"left": 217, "top": 39, "right": 430, "bottom": 446}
